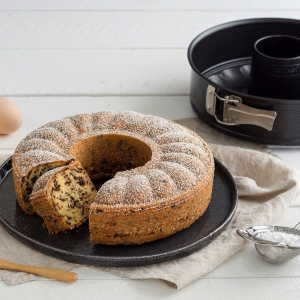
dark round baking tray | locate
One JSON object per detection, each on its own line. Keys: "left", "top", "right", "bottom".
{"left": 188, "top": 18, "right": 300, "bottom": 145}
{"left": 0, "top": 157, "right": 237, "bottom": 267}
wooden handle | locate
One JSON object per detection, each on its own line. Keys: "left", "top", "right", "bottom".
{"left": 0, "top": 258, "right": 77, "bottom": 282}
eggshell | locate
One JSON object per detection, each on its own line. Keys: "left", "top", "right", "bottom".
{"left": 0, "top": 97, "right": 23, "bottom": 134}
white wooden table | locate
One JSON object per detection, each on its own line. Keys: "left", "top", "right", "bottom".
{"left": 1, "top": 1, "right": 300, "bottom": 299}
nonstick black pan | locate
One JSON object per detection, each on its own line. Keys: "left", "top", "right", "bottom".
{"left": 188, "top": 18, "right": 300, "bottom": 145}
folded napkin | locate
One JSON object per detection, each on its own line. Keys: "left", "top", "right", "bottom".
{"left": 0, "top": 117, "right": 299, "bottom": 288}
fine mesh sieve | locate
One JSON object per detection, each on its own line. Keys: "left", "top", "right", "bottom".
{"left": 236, "top": 223, "right": 300, "bottom": 264}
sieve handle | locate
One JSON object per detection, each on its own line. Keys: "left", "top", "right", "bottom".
{"left": 236, "top": 229, "right": 278, "bottom": 246}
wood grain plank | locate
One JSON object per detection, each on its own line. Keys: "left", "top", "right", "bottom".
{"left": 0, "top": 11, "right": 300, "bottom": 49}
{"left": 1, "top": 277, "right": 300, "bottom": 300}
{"left": 269, "top": 148, "right": 300, "bottom": 178}
{"left": 0, "top": 49, "right": 189, "bottom": 96}
{"left": 2, "top": 0, "right": 300, "bottom": 11}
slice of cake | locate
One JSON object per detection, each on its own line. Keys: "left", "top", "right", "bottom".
{"left": 29, "top": 161, "right": 97, "bottom": 233}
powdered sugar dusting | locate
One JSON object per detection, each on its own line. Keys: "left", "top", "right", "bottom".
{"left": 161, "top": 142, "right": 210, "bottom": 163}
{"left": 146, "top": 169, "right": 177, "bottom": 199}
{"left": 91, "top": 111, "right": 118, "bottom": 131}
{"left": 108, "top": 111, "right": 145, "bottom": 132}
{"left": 69, "top": 113, "right": 93, "bottom": 134}
{"left": 43, "top": 118, "right": 79, "bottom": 142}
{"left": 154, "top": 131, "right": 204, "bottom": 147}
{"left": 162, "top": 153, "right": 206, "bottom": 179}
{"left": 16, "top": 150, "right": 67, "bottom": 176}
{"left": 15, "top": 139, "right": 68, "bottom": 158}
{"left": 26, "top": 127, "right": 70, "bottom": 149}
{"left": 95, "top": 176, "right": 128, "bottom": 205}
{"left": 14, "top": 111, "right": 214, "bottom": 207}
{"left": 124, "top": 175, "right": 154, "bottom": 205}
{"left": 158, "top": 161, "right": 196, "bottom": 191}
{"left": 107, "top": 112, "right": 180, "bottom": 139}
{"left": 137, "top": 115, "right": 180, "bottom": 138}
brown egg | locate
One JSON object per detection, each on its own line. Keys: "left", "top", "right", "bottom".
{"left": 0, "top": 97, "right": 23, "bottom": 134}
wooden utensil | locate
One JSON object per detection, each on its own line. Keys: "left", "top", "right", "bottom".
{"left": 0, "top": 258, "right": 78, "bottom": 282}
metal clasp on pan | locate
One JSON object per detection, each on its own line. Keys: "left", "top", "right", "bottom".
{"left": 206, "top": 85, "right": 277, "bottom": 131}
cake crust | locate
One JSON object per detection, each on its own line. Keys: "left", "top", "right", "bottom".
{"left": 89, "top": 170, "right": 213, "bottom": 245}
{"left": 12, "top": 111, "right": 215, "bottom": 244}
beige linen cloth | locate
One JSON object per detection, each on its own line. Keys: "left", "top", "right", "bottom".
{"left": 0, "top": 117, "right": 300, "bottom": 289}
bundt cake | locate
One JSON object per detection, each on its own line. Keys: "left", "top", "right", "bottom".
{"left": 29, "top": 161, "right": 97, "bottom": 233}
{"left": 12, "top": 111, "right": 214, "bottom": 245}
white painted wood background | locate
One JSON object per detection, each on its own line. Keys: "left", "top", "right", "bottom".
{"left": 1, "top": 1, "right": 300, "bottom": 299}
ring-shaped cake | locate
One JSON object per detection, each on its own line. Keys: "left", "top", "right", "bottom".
{"left": 12, "top": 111, "right": 214, "bottom": 245}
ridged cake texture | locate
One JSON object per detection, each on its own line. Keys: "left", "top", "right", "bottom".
{"left": 12, "top": 111, "right": 214, "bottom": 245}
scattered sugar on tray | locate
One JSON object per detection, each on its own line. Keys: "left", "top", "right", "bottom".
{"left": 257, "top": 231, "right": 300, "bottom": 247}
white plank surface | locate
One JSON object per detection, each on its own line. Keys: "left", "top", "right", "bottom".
{"left": 0, "top": 11, "right": 300, "bottom": 49}
{"left": 0, "top": 50, "right": 189, "bottom": 96}
{"left": 1, "top": 1, "right": 300, "bottom": 299}
{"left": 0, "top": 9, "right": 299, "bottom": 97}
{"left": 2, "top": 0, "right": 300, "bottom": 11}
{"left": 1, "top": 277, "right": 300, "bottom": 300}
